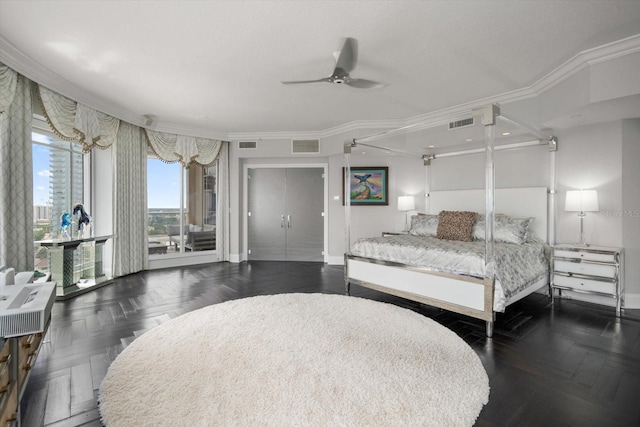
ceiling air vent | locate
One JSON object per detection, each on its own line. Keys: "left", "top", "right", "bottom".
{"left": 238, "top": 141, "right": 257, "bottom": 149}
{"left": 292, "top": 139, "right": 320, "bottom": 154}
{"left": 448, "top": 117, "right": 475, "bottom": 130}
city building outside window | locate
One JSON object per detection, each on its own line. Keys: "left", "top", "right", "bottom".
{"left": 32, "top": 130, "right": 84, "bottom": 272}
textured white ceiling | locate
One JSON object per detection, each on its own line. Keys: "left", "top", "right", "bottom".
{"left": 1, "top": 0, "right": 639, "bottom": 136}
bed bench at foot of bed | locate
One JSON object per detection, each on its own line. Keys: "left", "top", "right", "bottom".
{"left": 345, "top": 254, "right": 496, "bottom": 337}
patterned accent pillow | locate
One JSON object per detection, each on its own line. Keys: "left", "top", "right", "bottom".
{"left": 436, "top": 211, "right": 477, "bottom": 242}
{"left": 409, "top": 214, "right": 439, "bottom": 237}
{"left": 472, "top": 214, "right": 534, "bottom": 244}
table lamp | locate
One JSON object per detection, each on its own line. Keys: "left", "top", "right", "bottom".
{"left": 398, "top": 196, "right": 415, "bottom": 232}
{"left": 565, "top": 189, "right": 599, "bottom": 245}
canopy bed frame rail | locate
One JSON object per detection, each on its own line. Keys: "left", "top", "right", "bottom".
{"left": 345, "top": 255, "right": 496, "bottom": 336}
{"left": 343, "top": 102, "right": 556, "bottom": 338}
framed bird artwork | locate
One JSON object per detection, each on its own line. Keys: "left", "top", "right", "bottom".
{"left": 342, "top": 167, "right": 389, "bottom": 206}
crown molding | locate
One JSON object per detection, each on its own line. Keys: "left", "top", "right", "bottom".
{"left": 230, "top": 89, "right": 539, "bottom": 142}
{"left": 2, "top": 33, "right": 639, "bottom": 141}
{"left": 150, "top": 120, "right": 228, "bottom": 141}
{"left": 227, "top": 119, "right": 405, "bottom": 141}
{"left": 532, "top": 33, "right": 640, "bottom": 95}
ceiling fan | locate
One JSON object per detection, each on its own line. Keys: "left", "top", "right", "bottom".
{"left": 281, "top": 38, "right": 387, "bottom": 89}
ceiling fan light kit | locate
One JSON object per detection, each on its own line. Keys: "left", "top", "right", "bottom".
{"left": 282, "top": 37, "right": 387, "bottom": 89}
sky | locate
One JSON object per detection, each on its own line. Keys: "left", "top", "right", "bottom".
{"left": 32, "top": 134, "right": 52, "bottom": 206}
{"left": 147, "top": 158, "right": 181, "bottom": 208}
{"left": 32, "top": 132, "right": 181, "bottom": 209}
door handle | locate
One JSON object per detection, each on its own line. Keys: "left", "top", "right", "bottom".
{"left": 281, "top": 215, "right": 285, "bottom": 228}
{"left": 287, "top": 215, "right": 291, "bottom": 228}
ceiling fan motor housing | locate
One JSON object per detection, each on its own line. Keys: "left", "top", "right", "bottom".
{"left": 331, "top": 68, "right": 349, "bottom": 84}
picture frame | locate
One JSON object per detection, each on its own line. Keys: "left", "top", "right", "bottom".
{"left": 342, "top": 166, "right": 389, "bottom": 206}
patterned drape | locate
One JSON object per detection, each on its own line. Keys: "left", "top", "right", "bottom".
{"left": 1, "top": 62, "right": 228, "bottom": 275}
{"left": 216, "top": 142, "right": 229, "bottom": 261}
{"left": 113, "top": 122, "right": 148, "bottom": 276}
{"left": 145, "top": 129, "right": 223, "bottom": 167}
{"left": 0, "top": 64, "right": 18, "bottom": 113}
{"left": 37, "top": 85, "right": 120, "bottom": 151}
{"left": 0, "top": 69, "right": 33, "bottom": 271}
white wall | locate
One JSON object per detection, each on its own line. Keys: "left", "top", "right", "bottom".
{"left": 621, "top": 118, "right": 640, "bottom": 308}
{"left": 429, "top": 144, "right": 549, "bottom": 191}
{"left": 228, "top": 131, "right": 428, "bottom": 263}
{"left": 554, "top": 119, "right": 640, "bottom": 308}
{"left": 228, "top": 119, "right": 640, "bottom": 308}
{"left": 555, "top": 121, "right": 623, "bottom": 246}
{"left": 327, "top": 152, "right": 426, "bottom": 263}
{"left": 229, "top": 136, "right": 341, "bottom": 261}
{"left": 231, "top": 136, "right": 554, "bottom": 263}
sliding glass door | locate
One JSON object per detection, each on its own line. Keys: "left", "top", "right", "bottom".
{"left": 147, "top": 157, "right": 217, "bottom": 257}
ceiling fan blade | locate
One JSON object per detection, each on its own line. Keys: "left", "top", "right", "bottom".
{"left": 335, "top": 37, "right": 358, "bottom": 74}
{"left": 345, "top": 78, "right": 387, "bottom": 89}
{"left": 282, "top": 38, "right": 387, "bottom": 89}
{"left": 281, "top": 78, "right": 329, "bottom": 85}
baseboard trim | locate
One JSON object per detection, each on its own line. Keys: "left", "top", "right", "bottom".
{"left": 229, "top": 253, "right": 243, "bottom": 263}
{"left": 558, "top": 291, "right": 640, "bottom": 310}
{"left": 625, "top": 293, "right": 640, "bottom": 309}
{"left": 148, "top": 252, "right": 218, "bottom": 270}
{"left": 327, "top": 256, "right": 345, "bottom": 265}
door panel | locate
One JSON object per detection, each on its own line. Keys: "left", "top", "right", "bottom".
{"left": 285, "top": 168, "right": 324, "bottom": 261}
{"left": 247, "top": 168, "right": 286, "bottom": 260}
{"left": 247, "top": 167, "right": 324, "bottom": 262}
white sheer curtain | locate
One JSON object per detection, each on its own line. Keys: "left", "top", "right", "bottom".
{"left": 0, "top": 66, "right": 33, "bottom": 271}
{"left": 216, "top": 142, "right": 229, "bottom": 261}
{"left": 113, "top": 122, "right": 148, "bottom": 276}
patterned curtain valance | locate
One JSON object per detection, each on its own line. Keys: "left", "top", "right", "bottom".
{"left": 145, "top": 129, "right": 224, "bottom": 167}
{"left": 0, "top": 63, "right": 18, "bottom": 114}
{"left": 36, "top": 84, "right": 120, "bottom": 152}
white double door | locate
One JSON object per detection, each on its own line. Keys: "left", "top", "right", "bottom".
{"left": 248, "top": 167, "right": 324, "bottom": 261}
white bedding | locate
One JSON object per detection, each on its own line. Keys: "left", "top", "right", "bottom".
{"left": 350, "top": 235, "right": 550, "bottom": 311}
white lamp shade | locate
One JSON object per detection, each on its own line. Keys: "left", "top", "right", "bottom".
{"left": 565, "top": 190, "right": 599, "bottom": 212}
{"left": 398, "top": 196, "right": 415, "bottom": 211}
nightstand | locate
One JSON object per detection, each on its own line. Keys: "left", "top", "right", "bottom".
{"left": 382, "top": 231, "right": 409, "bottom": 237}
{"left": 551, "top": 244, "right": 624, "bottom": 316}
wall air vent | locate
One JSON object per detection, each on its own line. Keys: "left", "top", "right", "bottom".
{"left": 238, "top": 141, "right": 257, "bottom": 149}
{"left": 292, "top": 139, "right": 320, "bottom": 154}
{"left": 448, "top": 117, "right": 475, "bottom": 130}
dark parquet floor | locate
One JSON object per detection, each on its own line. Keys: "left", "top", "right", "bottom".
{"left": 21, "top": 261, "right": 640, "bottom": 426}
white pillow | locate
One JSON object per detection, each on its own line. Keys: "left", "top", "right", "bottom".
{"left": 472, "top": 214, "right": 534, "bottom": 245}
{"left": 409, "top": 214, "right": 439, "bottom": 237}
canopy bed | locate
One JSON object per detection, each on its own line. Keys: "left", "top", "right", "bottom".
{"left": 343, "top": 104, "right": 558, "bottom": 337}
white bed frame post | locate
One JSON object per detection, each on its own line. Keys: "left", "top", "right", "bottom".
{"left": 473, "top": 103, "right": 500, "bottom": 338}
{"left": 344, "top": 141, "right": 354, "bottom": 295}
{"left": 548, "top": 136, "right": 558, "bottom": 246}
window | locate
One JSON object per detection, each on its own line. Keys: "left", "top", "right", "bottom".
{"left": 32, "top": 130, "right": 85, "bottom": 271}
{"left": 203, "top": 164, "right": 217, "bottom": 228}
{"left": 147, "top": 157, "right": 217, "bottom": 256}
{"left": 147, "top": 158, "right": 184, "bottom": 254}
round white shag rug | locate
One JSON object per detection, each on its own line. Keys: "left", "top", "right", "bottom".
{"left": 99, "top": 293, "right": 489, "bottom": 426}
